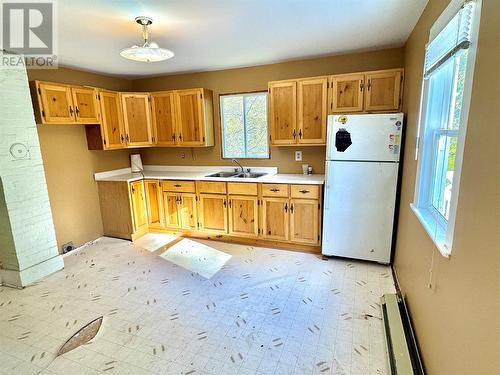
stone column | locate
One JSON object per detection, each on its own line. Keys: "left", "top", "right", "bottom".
{"left": 0, "top": 53, "right": 63, "bottom": 287}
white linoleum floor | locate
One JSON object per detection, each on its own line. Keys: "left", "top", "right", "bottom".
{"left": 0, "top": 236, "right": 395, "bottom": 375}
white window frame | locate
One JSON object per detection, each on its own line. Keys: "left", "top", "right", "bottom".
{"left": 411, "top": 0, "right": 482, "bottom": 257}
{"left": 220, "top": 91, "right": 269, "bottom": 159}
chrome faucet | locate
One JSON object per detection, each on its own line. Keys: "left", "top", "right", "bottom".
{"left": 232, "top": 159, "right": 245, "bottom": 175}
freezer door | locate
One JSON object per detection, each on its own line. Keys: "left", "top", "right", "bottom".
{"left": 322, "top": 160, "right": 399, "bottom": 263}
{"left": 326, "top": 113, "right": 403, "bottom": 162}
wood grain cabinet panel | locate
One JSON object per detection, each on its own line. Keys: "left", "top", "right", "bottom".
{"left": 261, "top": 197, "right": 289, "bottom": 241}
{"left": 228, "top": 196, "right": 259, "bottom": 238}
{"left": 36, "top": 81, "right": 75, "bottom": 124}
{"left": 162, "top": 180, "right": 196, "bottom": 193}
{"left": 198, "top": 194, "right": 228, "bottom": 234}
{"left": 290, "top": 184, "right": 320, "bottom": 199}
{"left": 365, "top": 69, "right": 403, "bottom": 111}
{"left": 99, "top": 90, "right": 125, "bottom": 149}
{"left": 121, "top": 93, "right": 153, "bottom": 147}
{"left": 178, "top": 194, "right": 198, "bottom": 230}
{"left": 290, "top": 199, "right": 320, "bottom": 244}
{"left": 163, "top": 192, "right": 182, "bottom": 229}
{"left": 196, "top": 181, "right": 227, "bottom": 194}
{"left": 151, "top": 91, "right": 177, "bottom": 146}
{"left": 175, "top": 89, "right": 205, "bottom": 146}
{"left": 297, "top": 77, "right": 327, "bottom": 144}
{"left": 72, "top": 87, "right": 100, "bottom": 123}
{"left": 269, "top": 81, "right": 297, "bottom": 145}
{"left": 262, "top": 184, "right": 289, "bottom": 198}
{"left": 130, "top": 181, "right": 148, "bottom": 232}
{"left": 330, "top": 73, "right": 365, "bottom": 113}
{"left": 145, "top": 180, "right": 163, "bottom": 228}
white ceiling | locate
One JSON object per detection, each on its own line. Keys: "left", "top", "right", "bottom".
{"left": 56, "top": 0, "right": 428, "bottom": 78}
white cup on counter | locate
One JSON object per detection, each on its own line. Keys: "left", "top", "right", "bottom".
{"left": 302, "top": 164, "right": 309, "bottom": 175}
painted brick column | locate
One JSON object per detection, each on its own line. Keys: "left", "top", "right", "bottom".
{"left": 0, "top": 53, "right": 63, "bottom": 287}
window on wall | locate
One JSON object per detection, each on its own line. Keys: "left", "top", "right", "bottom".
{"left": 220, "top": 92, "right": 269, "bottom": 159}
{"left": 412, "top": 0, "right": 480, "bottom": 256}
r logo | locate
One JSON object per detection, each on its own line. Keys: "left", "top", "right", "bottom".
{"left": 2, "top": 2, "right": 53, "bottom": 55}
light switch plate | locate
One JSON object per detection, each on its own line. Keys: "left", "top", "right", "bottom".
{"left": 295, "top": 151, "right": 302, "bottom": 161}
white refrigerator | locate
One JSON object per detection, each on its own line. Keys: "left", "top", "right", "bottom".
{"left": 322, "top": 113, "right": 404, "bottom": 263}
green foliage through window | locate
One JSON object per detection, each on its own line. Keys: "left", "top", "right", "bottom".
{"left": 220, "top": 92, "right": 269, "bottom": 158}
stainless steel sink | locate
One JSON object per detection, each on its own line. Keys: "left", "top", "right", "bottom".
{"left": 233, "top": 172, "right": 267, "bottom": 178}
{"left": 205, "top": 171, "right": 240, "bottom": 178}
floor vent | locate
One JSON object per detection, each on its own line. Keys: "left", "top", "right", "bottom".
{"left": 381, "top": 294, "right": 424, "bottom": 375}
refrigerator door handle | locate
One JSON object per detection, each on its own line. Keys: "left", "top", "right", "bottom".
{"left": 324, "top": 163, "right": 330, "bottom": 211}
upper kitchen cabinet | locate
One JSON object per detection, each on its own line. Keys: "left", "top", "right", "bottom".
{"left": 151, "top": 88, "right": 214, "bottom": 147}
{"left": 175, "top": 88, "right": 214, "bottom": 147}
{"left": 121, "top": 92, "right": 153, "bottom": 147}
{"left": 98, "top": 90, "right": 125, "bottom": 149}
{"left": 151, "top": 91, "right": 177, "bottom": 146}
{"left": 364, "top": 69, "right": 403, "bottom": 111}
{"left": 297, "top": 77, "right": 328, "bottom": 144}
{"left": 268, "top": 81, "right": 297, "bottom": 145}
{"left": 71, "top": 87, "right": 100, "bottom": 123}
{"left": 329, "top": 69, "right": 403, "bottom": 113}
{"left": 329, "top": 73, "right": 365, "bottom": 113}
{"left": 34, "top": 81, "right": 100, "bottom": 124}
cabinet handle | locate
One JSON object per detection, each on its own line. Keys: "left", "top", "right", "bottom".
{"left": 298, "top": 129, "right": 303, "bottom": 139}
{"left": 284, "top": 203, "right": 288, "bottom": 213}
{"left": 125, "top": 134, "right": 129, "bottom": 142}
{"left": 179, "top": 134, "right": 183, "bottom": 141}
{"left": 120, "top": 134, "right": 124, "bottom": 143}
{"left": 270, "top": 188, "right": 280, "bottom": 192}
{"left": 299, "top": 189, "right": 310, "bottom": 194}
{"left": 360, "top": 81, "right": 364, "bottom": 92}
{"left": 172, "top": 134, "right": 176, "bottom": 141}
{"left": 290, "top": 203, "right": 294, "bottom": 213}
{"left": 367, "top": 79, "right": 372, "bottom": 90}
{"left": 223, "top": 200, "right": 227, "bottom": 208}
{"left": 69, "top": 106, "right": 74, "bottom": 115}
{"left": 229, "top": 200, "right": 232, "bottom": 208}
{"left": 174, "top": 184, "right": 182, "bottom": 188}
{"left": 75, "top": 106, "right": 80, "bottom": 116}
{"left": 131, "top": 187, "right": 135, "bottom": 193}
{"left": 293, "top": 129, "right": 296, "bottom": 139}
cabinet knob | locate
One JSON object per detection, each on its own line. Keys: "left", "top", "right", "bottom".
{"left": 299, "top": 189, "right": 310, "bottom": 194}
{"left": 270, "top": 188, "right": 280, "bottom": 192}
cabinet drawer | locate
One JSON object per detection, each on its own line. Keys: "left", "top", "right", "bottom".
{"left": 197, "top": 181, "right": 227, "bottom": 194}
{"left": 227, "top": 182, "right": 258, "bottom": 196}
{"left": 262, "top": 183, "right": 289, "bottom": 197}
{"left": 161, "top": 180, "right": 196, "bottom": 193}
{"left": 290, "top": 184, "right": 320, "bottom": 199}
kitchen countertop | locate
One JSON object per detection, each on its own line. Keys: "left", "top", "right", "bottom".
{"left": 94, "top": 166, "right": 325, "bottom": 185}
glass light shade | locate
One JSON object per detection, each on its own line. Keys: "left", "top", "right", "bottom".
{"left": 120, "top": 44, "right": 174, "bottom": 62}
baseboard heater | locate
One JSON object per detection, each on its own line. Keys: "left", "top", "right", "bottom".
{"left": 381, "top": 294, "right": 424, "bottom": 375}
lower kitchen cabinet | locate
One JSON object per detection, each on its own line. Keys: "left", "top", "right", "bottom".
{"left": 163, "top": 192, "right": 197, "bottom": 230}
{"left": 198, "top": 193, "right": 228, "bottom": 234}
{"left": 290, "top": 199, "right": 320, "bottom": 244}
{"left": 130, "top": 181, "right": 148, "bottom": 233}
{"left": 261, "top": 197, "right": 289, "bottom": 241}
{"left": 228, "top": 195, "right": 259, "bottom": 238}
{"left": 145, "top": 180, "right": 163, "bottom": 228}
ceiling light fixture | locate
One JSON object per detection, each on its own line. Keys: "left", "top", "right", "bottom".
{"left": 120, "top": 16, "right": 174, "bottom": 63}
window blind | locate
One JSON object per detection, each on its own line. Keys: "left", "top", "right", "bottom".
{"left": 424, "top": 1, "right": 475, "bottom": 77}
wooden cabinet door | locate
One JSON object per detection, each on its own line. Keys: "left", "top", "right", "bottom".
{"left": 290, "top": 199, "right": 319, "bottom": 244}
{"left": 99, "top": 90, "right": 125, "bottom": 149}
{"left": 228, "top": 196, "right": 258, "bottom": 238}
{"left": 145, "top": 180, "right": 163, "bottom": 228}
{"left": 178, "top": 193, "right": 198, "bottom": 230}
{"left": 365, "top": 69, "right": 402, "bottom": 111}
{"left": 151, "top": 91, "right": 177, "bottom": 146}
{"left": 269, "top": 81, "right": 297, "bottom": 145}
{"left": 130, "top": 181, "right": 148, "bottom": 232}
{"left": 72, "top": 87, "right": 100, "bottom": 123}
{"left": 36, "top": 82, "right": 75, "bottom": 123}
{"left": 175, "top": 89, "right": 204, "bottom": 146}
{"left": 121, "top": 93, "right": 153, "bottom": 147}
{"left": 163, "top": 192, "right": 182, "bottom": 229}
{"left": 198, "top": 194, "right": 228, "bottom": 234}
{"left": 262, "top": 198, "right": 289, "bottom": 241}
{"left": 330, "top": 74, "right": 365, "bottom": 113}
{"left": 297, "top": 77, "right": 327, "bottom": 144}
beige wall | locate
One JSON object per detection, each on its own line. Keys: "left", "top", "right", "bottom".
{"left": 395, "top": 0, "right": 500, "bottom": 374}
{"left": 27, "top": 68, "right": 133, "bottom": 251}
{"left": 131, "top": 48, "right": 404, "bottom": 173}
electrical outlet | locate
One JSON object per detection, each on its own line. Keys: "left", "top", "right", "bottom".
{"left": 295, "top": 150, "right": 302, "bottom": 161}
{"left": 180, "top": 152, "right": 186, "bottom": 159}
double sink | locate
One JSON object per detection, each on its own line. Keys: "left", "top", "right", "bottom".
{"left": 205, "top": 171, "right": 267, "bottom": 179}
